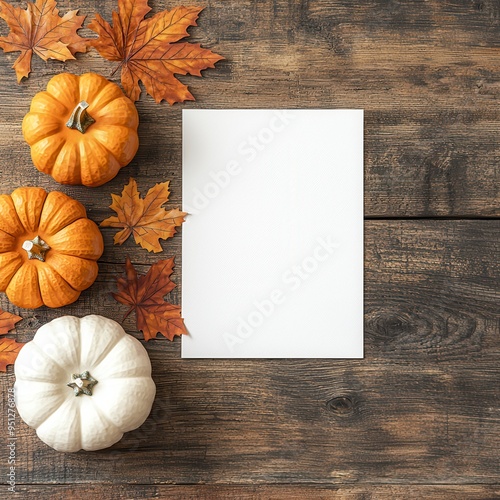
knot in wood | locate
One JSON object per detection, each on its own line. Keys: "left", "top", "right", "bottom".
{"left": 326, "top": 396, "right": 354, "bottom": 415}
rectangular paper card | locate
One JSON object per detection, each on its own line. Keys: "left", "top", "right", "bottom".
{"left": 182, "top": 109, "right": 363, "bottom": 358}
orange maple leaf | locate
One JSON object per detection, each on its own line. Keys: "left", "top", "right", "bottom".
{"left": 0, "top": 0, "right": 87, "bottom": 82}
{"left": 101, "top": 178, "right": 186, "bottom": 253}
{"left": 88, "top": 1, "right": 223, "bottom": 103}
{"left": 113, "top": 257, "right": 187, "bottom": 341}
{"left": 0, "top": 337, "right": 24, "bottom": 372}
{"left": 0, "top": 309, "right": 22, "bottom": 335}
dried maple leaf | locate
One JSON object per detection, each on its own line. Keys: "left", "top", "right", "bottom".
{"left": 0, "top": 337, "right": 24, "bottom": 372}
{"left": 88, "top": 1, "right": 223, "bottom": 103}
{"left": 0, "top": 0, "right": 87, "bottom": 82}
{"left": 0, "top": 309, "right": 22, "bottom": 335}
{"left": 113, "top": 257, "right": 187, "bottom": 341}
{"left": 101, "top": 178, "right": 186, "bottom": 253}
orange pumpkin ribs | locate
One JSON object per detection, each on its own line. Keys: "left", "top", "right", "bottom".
{"left": 22, "top": 73, "right": 139, "bottom": 188}
{"left": 0, "top": 187, "right": 103, "bottom": 309}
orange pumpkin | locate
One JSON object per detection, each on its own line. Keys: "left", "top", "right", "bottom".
{"left": 22, "top": 73, "right": 139, "bottom": 188}
{"left": 0, "top": 187, "right": 104, "bottom": 309}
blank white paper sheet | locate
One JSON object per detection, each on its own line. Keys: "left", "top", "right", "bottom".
{"left": 182, "top": 109, "right": 363, "bottom": 358}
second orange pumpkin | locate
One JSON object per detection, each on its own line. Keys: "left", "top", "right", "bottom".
{"left": 22, "top": 73, "right": 139, "bottom": 187}
{"left": 0, "top": 187, "right": 104, "bottom": 309}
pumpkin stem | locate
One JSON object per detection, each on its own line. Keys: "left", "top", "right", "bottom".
{"left": 66, "top": 101, "right": 95, "bottom": 134}
{"left": 67, "top": 371, "right": 98, "bottom": 397}
{"left": 22, "top": 236, "right": 50, "bottom": 262}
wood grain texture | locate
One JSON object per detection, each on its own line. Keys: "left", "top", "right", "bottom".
{"left": 10, "top": 484, "right": 500, "bottom": 499}
{"left": 0, "top": 0, "right": 498, "bottom": 497}
{"left": 0, "top": 0, "right": 498, "bottom": 217}
{"left": 1, "top": 222, "right": 499, "bottom": 491}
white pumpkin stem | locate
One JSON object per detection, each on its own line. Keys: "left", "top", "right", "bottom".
{"left": 22, "top": 236, "right": 50, "bottom": 262}
{"left": 66, "top": 101, "right": 95, "bottom": 134}
{"left": 67, "top": 371, "right": 98, "bottom": 397}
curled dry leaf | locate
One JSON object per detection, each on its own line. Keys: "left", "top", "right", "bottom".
{"left": 101, "top": 178, "right": 186, "bottom": 253}
{"left": 0, "top": 309, "right": 22, "bottom": 335}
{"left": 88, "top": 1, "right": 223, "bottom": 103}
{"left": 113, "top": 257, "right": 187, "bottom": 341}
{"left": 0, "top": 338, "right": 24, "bottom": 372}
{"left": 0, "top": 0, "right": 87, "bottom": 82}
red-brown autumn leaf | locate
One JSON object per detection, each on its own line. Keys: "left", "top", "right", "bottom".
{"left": 101, "top": 178, "right": 186, "bottom": 253}
{"left": 87, "top": 1, "right": 223, "bottom": 103}
{"left": 0, "top": 309, "right": 22, "bottom": 335}
{"left": 0, "top": 337, "right": 24, "bottom": 372}
{"left": 113, "top": 257, "right": 187, "bottom": 341}
{"left": 0, "top": 0, "right": 87, "bottom": 82}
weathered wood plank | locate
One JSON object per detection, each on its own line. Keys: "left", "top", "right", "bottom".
{"left": 0, "top": 0, "right": 498, "bottom": 217}
{"left": 0, "top": 221, "right": 498, "bottom": 485}
{"left": 0, "top": 0, "right": 499, "bottom": 492}
{"left": 10, "top": 484, "right": 500, "bottom": 500}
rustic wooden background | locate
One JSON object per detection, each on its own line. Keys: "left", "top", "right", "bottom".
{"left": 0, "top": 0, "right": 499, "bottom": 498}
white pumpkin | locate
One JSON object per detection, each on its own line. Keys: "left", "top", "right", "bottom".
{"left": 14, "top": 315, "right": 156, "bottom": 452}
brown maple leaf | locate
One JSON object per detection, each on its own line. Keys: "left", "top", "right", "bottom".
{"left": 101, "top": 178, "right": 186, "bottom": 253}
{"left": 0, "top": 337, "right": 24, "bottom": 372}
{"left": 88, "top": 1, "right": 223, "bottom": 103}
{"left": 0, "top": 309, "right": 22, "bottom": 335}
{"left": 0, "top": 0, "right": 87, "bottom": 82}
{"left": 113, "top": 257, "right": 187, "bottom": 341}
